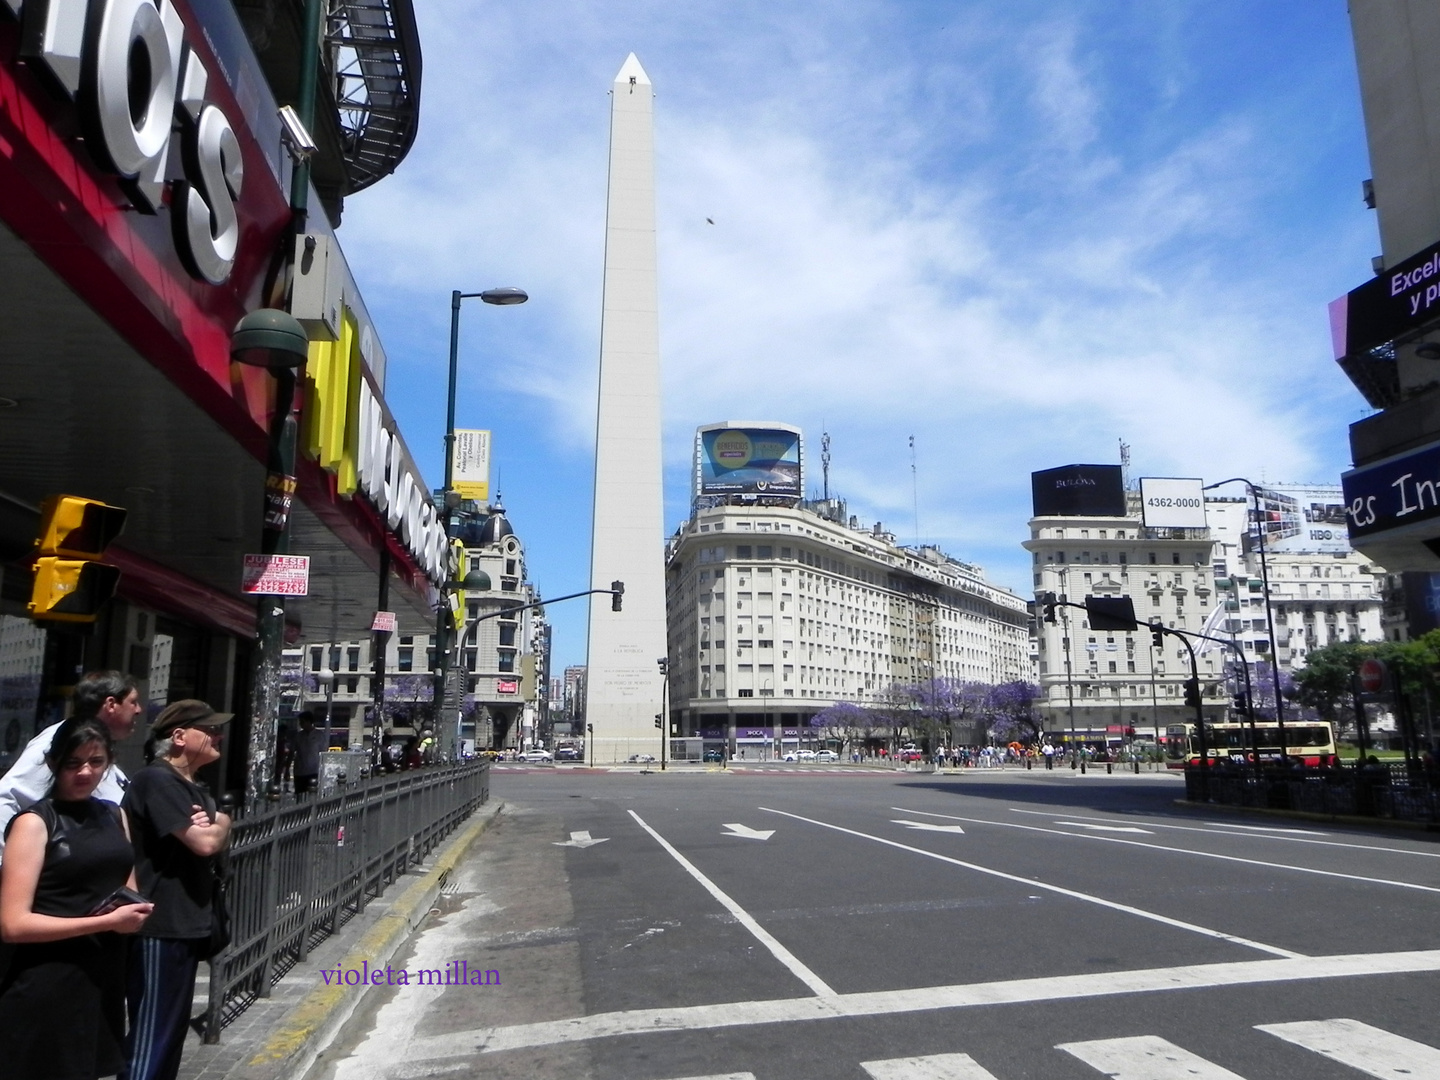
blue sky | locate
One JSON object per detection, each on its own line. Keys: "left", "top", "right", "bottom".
{"left": 338, "top": 1, "right": 1377, "bottom": 671}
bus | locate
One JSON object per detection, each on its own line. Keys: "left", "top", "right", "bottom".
{"left": 1164, "top": 721, "right": 1340, "bottom": 769}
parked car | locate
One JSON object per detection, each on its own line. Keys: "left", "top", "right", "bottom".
{"left": 783, "top": 749, "right": 818, "bottom": 763}
{"left": 627, "top": 753, "right": 656, "bottom": 763}
{"left": 814, "top": 750, "right": 839, "bottom": 763}
{"left": 520, "top": 748, "right": 553, "bottom": 763}
{"left": 554, "top": 747, "right": 582, "bottom": 761}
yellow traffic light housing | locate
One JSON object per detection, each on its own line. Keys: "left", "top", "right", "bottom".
{"left": 28, "top": 496, "right": 127, "bottom": 623}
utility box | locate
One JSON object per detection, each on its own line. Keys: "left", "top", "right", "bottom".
{"left": 292, "top": 234, "right": 343, "bottom": 341}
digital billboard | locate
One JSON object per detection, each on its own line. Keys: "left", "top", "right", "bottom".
{"left": 1247, "top": 484, "right": 1352, "bottom": 555}
{"left": 698, "top": 427, "right": 802, "bottom": 497}
{"left": 1031, "top": 464, "right": 1126, "bottom": 517}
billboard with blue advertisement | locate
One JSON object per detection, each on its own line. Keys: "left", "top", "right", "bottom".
{"left": 696, "top": 425, "right": 802, "bottom": 498}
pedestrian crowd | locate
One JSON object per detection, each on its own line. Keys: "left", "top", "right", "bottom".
{"left": 0, "top": 671, "right": 232, "bottom": 1080}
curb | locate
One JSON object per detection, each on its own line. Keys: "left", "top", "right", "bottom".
{"left": 239, "top": 800, "right": 506, "bottom": 1080}
{"left": 1174, "top": 797, "right": 1440, "bottom": 834}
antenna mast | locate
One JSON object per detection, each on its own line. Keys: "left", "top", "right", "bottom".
{"left": 821, "top": 432, "right": 831, "bottom": 501}
{"left": 909, "top": 435, "right": 920, "bottom": 547}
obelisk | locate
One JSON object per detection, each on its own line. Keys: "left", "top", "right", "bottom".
{"left": 584, "top": 54, "right": 668, "bottom": 762}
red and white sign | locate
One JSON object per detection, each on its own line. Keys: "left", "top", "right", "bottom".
{"left": 241, "top": 554, "right": 311, "bottom": 596}
{"left": 1360, "top": 658, "right": 1387, "bottom": 694}
{"left": 496, "top": 679, "right": 519, "bottom": 695}
{"left": 371, "top": 610, "right": 398, "bottom": 633}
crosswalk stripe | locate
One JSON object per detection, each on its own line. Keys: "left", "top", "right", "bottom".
{"left": 860, "top": 1052, "right": 1001, "bottom": 1079}
{"left": 1257, "top": 1018, "right": 1440, "bottom": 1077}
{"left": 1057, "top": 1035, "right": 1246, "bottom": 1079}
{"left": 656, "top": 1074, "right": 756, "bottom": 1080}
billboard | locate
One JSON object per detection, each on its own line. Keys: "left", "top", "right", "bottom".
{"left": 698, "top": 427, "right": 801, "bottom": 497}
{"left": 1139, "top": 478, "right": 1207, "bottom": 529}
{"left": 1031, "top": 464, "right": 1126, "bottom": 517}
{"left": 1247, "top": 484, "right": 1352, "bottom": 555}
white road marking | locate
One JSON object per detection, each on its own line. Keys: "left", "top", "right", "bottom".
{"left": 1257, "top": 1017, "right": 1440, "bottom": 1076}
{"left": 861, "top": 1051, "right": 1000, "bottom": 1079}
{"left": 1009, "top": 808, "right": 1440, "bottom": 860}
{"left": 1053, "top": 821, "right": 1153, "bottom": 834}
{"left": 627, "top": 810, "right": 834, "bottom": 997}
{"left": 1058, "top": 1035, "right": 1245, "bottom": 1079}
{"left": 775, "top": 808, "right": 1300, "bottom": 957}
{"left": 899, "top": 807, "right": 1440, "bottom": 894}
{"left": 891, "top": 819, "right": 967, "bottom": 834}
{"left": 721, "top": 823, "right": 775, "bottom": 840}
{"left": 553, "top": 830, "right": 609, "bottom": 848}
{"left": 657, "top": 1075, "right": 756, "bottom": 1080}
{"left": 400, "top": 950, "right": 1440, "bottom": 1058}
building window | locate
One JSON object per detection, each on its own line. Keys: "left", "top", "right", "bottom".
{"left": 757, "top": 546, "right": 773, "bottom": 558}
{"left": 506, "top": 559, "right": 516, "bottom": 575}
{"left": 398, "top": 648, "right": 413, "bottom": 672}
{"left": 498, "top": 652, "right": 515, "bottom": 673}
{"left": 346, "top": 677, "right": 359, "bottom": 694}
{"left": 736, "top": 545, "right": 753, "bottom": 558}
{"left": 498, "top": 625, "right": 516, "bottom": 646}
{"left": 310, "top": 647, "right": 323, "bottom": 671}
{"left": 738, "top": 689, "right": 754, "bottom": 697}
{"left": 347, "top": 647, "right": 360, "bottom": 672}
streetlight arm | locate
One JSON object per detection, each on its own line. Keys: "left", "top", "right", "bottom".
{"left": 457, "top": 587, "right": 621, "bottom": 644}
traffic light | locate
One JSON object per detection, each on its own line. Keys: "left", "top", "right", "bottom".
{"left": 1184, "top": 677, "right": 1202, "bottom": 709}
{"left": 611, "top": 580, "right": 624, "bottom": 611}
{"left": 1039, "top": 591, "right": 1058, "bottom": 624}
{"left": 657, "top": 657, "right": 668, "bottom": 675}
{"left": 29, "top": 496, "right": 127, "bottom": 623}
{"left": 1150, "top": 623, "right": 1164, "bottom": 649}
{"left": 654, "top": 713, "right": 662, "bottom": 729}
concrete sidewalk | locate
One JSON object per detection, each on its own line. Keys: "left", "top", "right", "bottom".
{"left": 177, "top": 800, "right": 505, "bottom": 1080}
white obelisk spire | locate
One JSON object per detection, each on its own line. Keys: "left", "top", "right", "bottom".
{"left": 585, "top": 54, "right": 668, "bottom": 761}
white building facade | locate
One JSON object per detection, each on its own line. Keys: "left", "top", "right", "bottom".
{"left": 666, "top": 500, "right": 1031, "bottom": 757}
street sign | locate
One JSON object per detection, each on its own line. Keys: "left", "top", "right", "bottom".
{"left": 1360, "top": 658, "right": 1387, "bottom": 693}
{"left": 371, "top": 610, "right": 397, "bottom": 632}
{"left": 241, "top": 554, "right": 310, "bottom": 595}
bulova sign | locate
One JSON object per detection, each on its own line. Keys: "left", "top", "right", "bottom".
{"left": 8, "top": 0, "right": 249, "bottom": 283}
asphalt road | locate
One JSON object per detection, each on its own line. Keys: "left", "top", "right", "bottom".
{"left": 315, "top": 764, "right": 1440, "bottom": 1080}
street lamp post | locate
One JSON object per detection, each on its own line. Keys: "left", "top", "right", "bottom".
{"left": 435, "top": 286, "right": 528, "bottom": 761}
{"left": 1204, "top": 478, "right": 1287, "bottom": 765}
{"left": 316, "top": 666, "right": 336, "bottom": 756}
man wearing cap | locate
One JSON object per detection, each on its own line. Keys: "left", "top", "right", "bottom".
{"left": 0, "top": 670, "right": 143, "bottom": 860}
{"left": 121, "top": 699, "right": 233, "bottom": 1080}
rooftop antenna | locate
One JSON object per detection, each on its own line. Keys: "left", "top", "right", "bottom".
{"left": 1119, "top": 438, "right": 1132, "bottom": 489}
{"left": 821, "top": 431, "right": 832, "bottom": 501}
{"left": 909, "top": 435, "right": 920, "bottom": 547}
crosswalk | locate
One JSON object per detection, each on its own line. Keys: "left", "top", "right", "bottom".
{"left": 648, "top": 1019, "right": 1439, "bottom": 1080}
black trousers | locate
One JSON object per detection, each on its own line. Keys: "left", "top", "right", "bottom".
{"left": 121, "top": 936, "right": 203, "bottom": 1080}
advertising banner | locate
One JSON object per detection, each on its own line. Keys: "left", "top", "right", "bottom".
{"left": 1031, "top": 464, "right": 1126, "bottom": 517}
{"left": 700, "top": 428, "right": 801, "bottom": 496}
{"left": 1247, "top": 484, "right": 1351, "bottom": 555}
{"left": 452, "top": 429, "right": 491, "bottom": 501}
{"left": 1139, "top": 478, "right": 1207, "bottom": 528}
{"left": 1342, "top": 439, "right": 1440, "bottom": 545}
{"left": 241, "top": 554, "right": 311, "bottom": 595}
{"left": 1330, "top": 236, "right": 1440, "bottom": 359}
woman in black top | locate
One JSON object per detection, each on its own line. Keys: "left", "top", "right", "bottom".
{"left": 0, "top": 717, "right": 153, "bottom": 1080}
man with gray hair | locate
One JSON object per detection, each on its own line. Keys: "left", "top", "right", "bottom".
{"left": 0, "top": 669, "right": 144, "bottom": 857}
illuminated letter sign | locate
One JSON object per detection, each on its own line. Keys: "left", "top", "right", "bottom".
{"left": 15, "top": 0, "right": 248, "bottom": 283}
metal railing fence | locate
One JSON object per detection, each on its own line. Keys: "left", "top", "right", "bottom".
{"left": 201, "top": 761, "right": 489, "bottom": 1041}
{"left": 1186, "top": 762, "right": 1440, "bottom": 824}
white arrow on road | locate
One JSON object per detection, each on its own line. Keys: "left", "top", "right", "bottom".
{"left": 721, "top": 823, "right": 775, "bottom": 840}
{"left": 553, "top": 830, "right": 610, "bottom": 848}
{"left": 1054, "top": 821, "right": 1153, "bottom": 834}
{"left": 891, "top": 819, "right": 966, "bottom": 834}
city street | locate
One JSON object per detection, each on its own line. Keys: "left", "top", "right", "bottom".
{"left": 313, "top": 767, "right": 1440, "bottom": 1080}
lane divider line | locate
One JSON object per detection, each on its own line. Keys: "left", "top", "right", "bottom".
{"left": 762, "top": 807, "right": 1301, "bottom": 958}
{"left": 627, "top": 809, "right": 836, "bottom": 997}
{"left": 893, "top": 807, "right": 1440, "bottom": 894}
